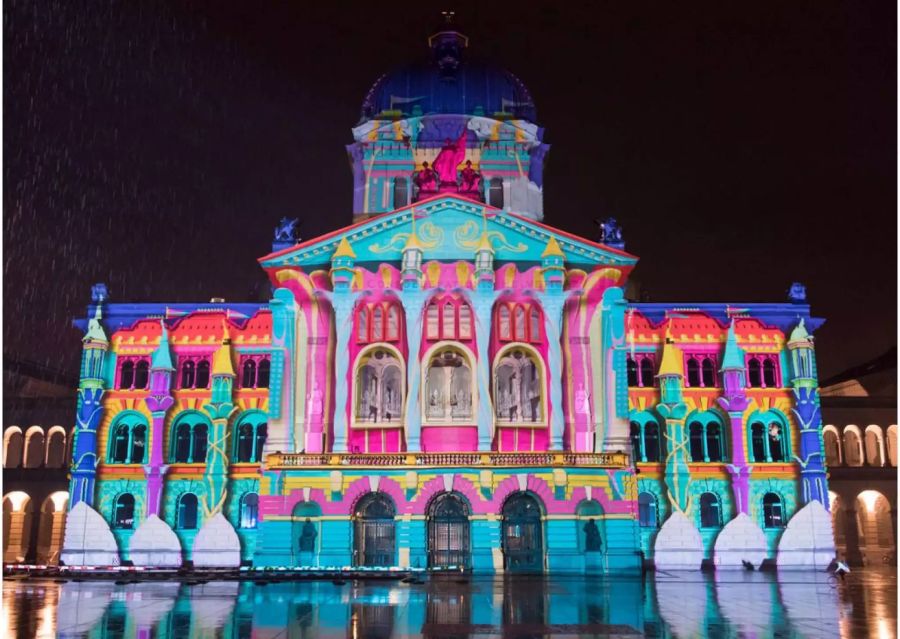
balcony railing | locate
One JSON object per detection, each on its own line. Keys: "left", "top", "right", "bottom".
{"left": 265, "top": 451, "right": 628, "bottom": 469}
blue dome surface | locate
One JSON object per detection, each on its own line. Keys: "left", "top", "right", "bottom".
{"left": 360, "top": 31, "right": 536, "bottom": 123}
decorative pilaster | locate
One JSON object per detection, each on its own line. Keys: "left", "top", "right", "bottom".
{"left": 330, "top": 237, "right": 358, "bottom": 453}
{"left": 716, "top": 320, "right": 751, "bottom": 514}
{"left": 201, "top": 324, "right": 237, "bottom": 517}
{"left": 70, "top": 285, "right": 109, "bottom": 508}
{"left": 268, "top": 287, "right": 298, "bottom": 455}
{"left": 788, "top": 318, "right": 829, "bottom": 507}
{"left": 472, "top": 292, "right": 497, "bottom": 451}
{"left": 541, "top": 237, "right": 567, "bottom": 451}
{"left": 401, "top": 292, "right": 426, "bottom": 452}
{"left": 143, "top": 322, "right": 175, "bottom": 517}
{"left": 656, "top": 329, "right": 691, "bottom": 513}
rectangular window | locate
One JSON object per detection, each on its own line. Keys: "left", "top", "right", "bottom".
{"left": 441, "top": 303, "right": 456, "bottom": 339}
{"left": 458, "top": 305, "right": 472, "bottom": 339}
{"left": 426, "top": 305, "right": 440, "bottom": 340}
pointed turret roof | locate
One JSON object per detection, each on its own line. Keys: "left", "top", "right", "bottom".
{"left": 82, "top": 304, "right": 108, "bottom": 344}
{"left": 476, "top": 231, "right": 494, "bottom": 253}
{"left": 151, "top": 321, "right": 175, "bottom": 371}
{"left": 788, "top": 317, "right": 810, "bottom": 345}
{"left": 720, "top": 320, "right": 746, "bottom": 371}
{"left": 657, "top": 329, "right": 683, "bottom": 377}
{"left": 541, "top": 236, "right": 564, "bottom": 259}
{"left": 333, "top": 236, "right": 356, "bottom": 260}
{"left": 211, "top": 322, "right": 235, "bottom": 377}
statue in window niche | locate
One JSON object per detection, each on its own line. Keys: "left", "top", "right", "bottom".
{"left": 414, "top": 161, "right": 437, "bottom": 192}
{"left": 459, "top": 160, "right": 482, "bottom": 194}
{"left": 299, "top": 518, "right": 317, "bottom": 553}
{"left": 583, "top": 518, "right": 602, "bottom": 552}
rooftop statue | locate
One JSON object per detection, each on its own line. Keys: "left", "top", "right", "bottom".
{"left": 433, "top": 132, "right": 467, "bottom": 186}
{"left": 274, "top": 217, "right": 300, "bottom": 243}
{"left": 595, "top": 217, "right": 624, "bottom": 247}
{"left": 788, "top": 282, "right": 807, "bottom": 303}
{"left": 91, "top": 283, "right": 109, "bottom": 303}
{"left": 459, "top": 160, "right": 482, "bottom": 195}
{"left": 414, "top": 161, "right": 438, "bottom": 192}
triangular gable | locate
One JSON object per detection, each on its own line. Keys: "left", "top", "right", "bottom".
{"left": 259, "top": 194, "right": 638, "bottom": 270}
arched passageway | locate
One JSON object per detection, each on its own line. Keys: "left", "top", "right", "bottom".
{"left": 856, "top": 491, "right": 895, "bottom": 564}
{"left": 501, "top": 492, "right": 544, "bottom": 573}
{"left": 3, "top": 492, "right": 34, "bottom": 563}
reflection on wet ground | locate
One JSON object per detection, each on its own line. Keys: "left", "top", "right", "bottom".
{"left": 2, "top": 567, "right": 896, "bottom": 638}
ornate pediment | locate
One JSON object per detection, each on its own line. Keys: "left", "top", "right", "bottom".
{"left": 258, "top": 194, "right": 638, "bottom": 272}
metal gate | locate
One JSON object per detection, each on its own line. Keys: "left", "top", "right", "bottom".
{"left": 353, "top": 493, "right": 396, "bottom": 567}
{"left": 501, "top": 493, "right": 543, "bottom": 573}
{"left": 427, "top": 492, "right": 471, "bottom": 569}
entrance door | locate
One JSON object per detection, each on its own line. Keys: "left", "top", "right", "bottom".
{"left": 353, "top": 493, "right": 396, "bottom": 567}
{"left": 427, "top": 492, "right": 471, "bottom": 569}
{"left": 501, "top": 493, "right": 543, "bottom": 573}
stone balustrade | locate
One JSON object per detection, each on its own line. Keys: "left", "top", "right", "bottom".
{"left": 265, "top": 451, "right": 628, "bottom": 469}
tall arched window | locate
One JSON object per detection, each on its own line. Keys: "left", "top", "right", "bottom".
{"left": 686, "top": 413, "right": 726, "bottom": 462}
{"left": 134, "top": 361, "right": 150, "bottom": 389}
{"left": 386, "top": 306, "right": 401, "bottom": 341}
{"left": 494, "top": 348, "right": 543, "bottom": 423}
{"left": 424, "top": 347, "right": 474, "bottom": 422}
{"left": 749, "top": 414, "right": 790, "bottom": 463}
{"left": 180, "top": 360, "right": 196, "bottom": 389}
{"left": 689, "top": 422, "right": 704, "bottom": 461}
{"left": 356, "top": 302, "right": 404, "bottom": 344}
{"left": 195, "top": 360, "right": 211, "bottom": 389}
{"left": 3, "top": 428, "right": 24, "bottom": 468}
{"left": 864, "top": 427, "right": 884, "bottom": 466}
{"left": 171, "top": 415, "right": 210, "bottom": 463}
{"left": 762, "top": 359, "right": 777, "bottom": 387}
{"left": 24, "top": 428, "right": 44, "bottom": 468}
{"left": 257, "top": 359, "right": 270, "bottom": 388}
{"left": 762, "top": 493, "right": 784, "bottom": 528}
{"left": 686, "top": 359, "right": 701, "bottom": 387}
{"left": 887, "top": 426, "right": 898, "bottom": 467}
{"left": 639, "top": 358, "right": 655, "bottom": 387}
{"left": 645, "top": 422, "right": 661, "bottom": 462}
{"left": 45, "top": 429, "right": 66, "bottom": 468}
{"left": 108, "top": 416, "right": 148, "bottom": 464}
{"left": 630, "top": 422, "right": 642, "bottom": 461}
{"left": 355, "top": 349, "right": 404, "bottom": 424}
{"left": 239, "top": 493, "right": 259, "bottom": 529}
{"left": 496, "top": 302, "right": 543, "bottom": 343}
{"left": 748, "top": 359, "right": 762, "bottom": 388}
{"left": 627, "top": 359, "right": 639, "bottom": 387}
{"left": 114, "top": 494, "right": 135, "bottom": 529}
{"left": 393, "top": 177, "right": 409, "bottom": 208}
{"left": 177, "top": 493, "right": 199, "bottom": 530}
{"left": 120, "top": 361, "right": 135, "bottom": 389}
{"left": 488, "top": 177, "right": 503, "bottom": 208}
{"left": 638, "top": 492, "right": 658, "bottom": 528}
{"left": 701, "top": 358, "right": 716, "bottom": 387}
{"left": 630, "top": 414, "right": 663, "bottom": 463}
{"left": 241, "top": 359, "right": 256, "bottom": 389}
{"left": 823, "top": 427, "right": 842, "bottom": 466}
{"left": 706, "top": 423, "right": 723, "bottom": 462}
{"left": 843, "top": 428, "right": 863, "bottom": 466}
{"left": 233, "top": 413, "right": 268, "bottom": 463}
{"left": 699, "top": 493, "right": 722, "bottom": 528}
{"left": 747, "top": 354, "right": 779, "bottom": 388}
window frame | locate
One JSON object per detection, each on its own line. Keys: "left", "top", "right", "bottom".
{"left": 116, "top": 357, "right": 151, "bottom": 390}
{"left": 176, "top": 355, "right": 212, "bottom": 390}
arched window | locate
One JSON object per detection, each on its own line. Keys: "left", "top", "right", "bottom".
{"left": 171, "top": 415, "right": 210, "bottom": 464}
{"left": 44, "top": 429, "right": 66, "bottom": 467}
{"left": 241, "top": 359, "right": 256, "bottom": 389}
{"left": 458, "top": 305, "right": 472, "bottom": 340}
{"left": 686, "top": 359, "right": 701, "bottom": 387}
{"left": 749, "top": 414, "right": 790, "bottom": 463}
{"left": 386, "top": 306, "right": 401, "bottom": 341}
{"left": 357, "top": 307, "right": 369, "bottom": 342}
{"left": 441, "top": 302, "right": 455, "bottom": 339}
{"left": 701, "top": 358, "right": 716, "bottom": 387}
{"left": 372, "top": 306, "right": 385, "bottom": 341}
{"left": 762, "top": 493, "right": 784, "bottom": 528}
{"left": 355, "top": 349, "right": 404, "bottom": 424}
{"left": 426, "top": 304, "right": 440, "bottom": 340}
{"left": 823, "top": 428, "right": 842, "bottom": 466}
{"left": 111, "top": 424, "right": 130, "bottom": 463}
{"left": 23, "top": 428, "right": 44, "bottom": 468}
{"left": 257, "top": 359, "right": 270, "bottom": 388}
{"left": 4, "top": 428, "right": 24, "bottom": 468}
{"left": 195, "top": 360, "right": 210, "bottom": 389}
{"left": 887, "top": 426, "right": 898, "bottom": 467}
{"left": 706, "top": 423, "right": 723, "bottom": 462}
{"left": 699, "top": 493, "right": 722, "bottom": 528}
{"left": 645, "top": 422, "right": 661, "bottom": 462}
{"left": 627, "top": 358, "right": 639, "bottom": 387}
{"left": 120, "top": 361, "right": 135, "bottom": 389}
{"left": 233, "top": 414, "right": 268, "bottom": 463}
{"left": 864, "top": 427, "right": 884, "bottom": 466}
{"left": 180, "top": 360, "right": 195, "bottom": 388}
{"left": 488, "top": 177, "right": 503, "bottom": 208}
{"left": 762, "top": 359, "right": 778, "bottom": 387}
{"left": 424, "top": 297, "right": 469, "bottom": 341}
{"left": 689, "top": 421, "right": 704, "bottom": 461}
{"left": 640, "top": 357, "right": 655, "bottom": 388}
{"left": 240, "top": 493, "right": 259, "bottom": 529}
{"left": 843, "top": 428, "right": 863, "bottom": 466}
{"left": 114, "top": 494, "right": 135, "bottom": 529}
{"left": 177, "top": 493, "right": 199, "bottom": 530}
{"left": 514, "top": 306, "right": 526, "bottom": 341}
{"left": 425, "top": 347, "right": 474, "bottom": 422}
{"left": 529, "top": 308, "right": 542, "bottom": 342}
{"left": 638, "top": 492, "right": 658, "bottom": 528}
{"left": 392, "top": 177, "right": 409, "bottom": 208}
{"left": 134, "top": 361, "right": 150, "bottom": 389}
{"left": 748, "top": 359, "right": 762, "bottom": 388}
{"left": 498, "top": 305, "right": 512, "bottom": 340}
{"left": 494, "top": 348, "right": 543, "bottom": 423}
{"left": 496, "top": 302, "right": 543, "bottom": 343}
{"left": 630, "top": 422, "right": 643, "bottom": 461}
{"left": 131, "top": 425, "right": 146, "bottom": 464}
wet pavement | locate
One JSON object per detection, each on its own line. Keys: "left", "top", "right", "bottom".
{"left": 1, "top": 567, "right": 895, "bottom": 638}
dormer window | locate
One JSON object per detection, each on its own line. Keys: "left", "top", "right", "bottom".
{"left": 239, "top": 355, "right": 271, "bottom": 389}
{"left": 178, "top": 356, "right": 211, "bottom": 389}
{"left": 117, "top": 357, "right": 150, "bottom": 390}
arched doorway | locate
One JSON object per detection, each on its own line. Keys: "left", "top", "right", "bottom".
{"left": 36, "top": 492, "right": 68, "bottom": 564}
{"left": 857, "top": 491, "right": 895, "bottom": 564}
{"left": 353, "top": 493, "right": 396, "bottom": 567}
{"left": 427, "top": 492, "right": 471, "bottom": 569}
{"left": 291, "top": 501, "right": 322, "bottom": 567}
{"left": 501, "top": 492, "right": 544, "bottom": 573}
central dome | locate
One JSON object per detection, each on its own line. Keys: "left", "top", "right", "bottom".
{"left": 360, "top": 28, "right": 536, "bottom": 123}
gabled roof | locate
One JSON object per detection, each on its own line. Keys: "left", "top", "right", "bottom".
{"left": 258, "top": 194, "right": 638, "bottom": 272}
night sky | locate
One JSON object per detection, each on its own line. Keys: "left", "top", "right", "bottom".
{"left": 4, "top": 1, "right": 896, "bottom": 382}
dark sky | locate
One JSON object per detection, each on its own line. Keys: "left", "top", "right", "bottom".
{"left": 4, "top": 0, "right": 896, "bottom": 381}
